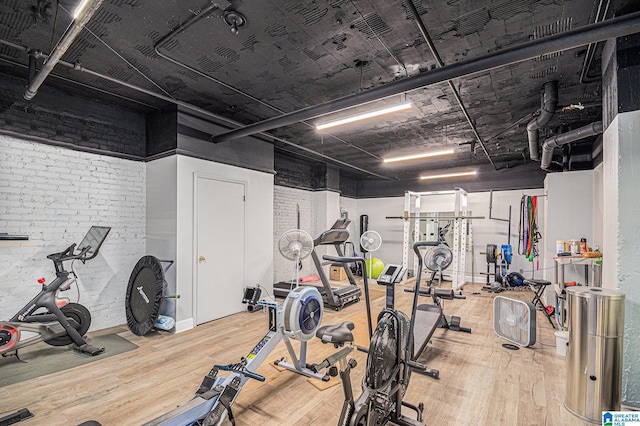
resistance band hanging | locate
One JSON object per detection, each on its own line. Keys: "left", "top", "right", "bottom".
{"left": 518, "top": 195, "right": 540, "bottom": 265}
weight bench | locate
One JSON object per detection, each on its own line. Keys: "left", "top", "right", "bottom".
{"left": 523, "top": 278, "right": 556, "bottom": 329}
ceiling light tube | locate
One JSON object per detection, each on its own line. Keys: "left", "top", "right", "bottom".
{"left": 414, "top": 190, "right": 456, "bottom": 195}
{"left": 383, "top": 148, "right": 454, "bottom": 163}
{"left": 73, "top": 0, "right": 92, "bottom": 19}
{"left": 420, "top": 170, "right": 477, "bottom": 180}
{"left": 316, "top": 101, "right": 412, "bottom": 130}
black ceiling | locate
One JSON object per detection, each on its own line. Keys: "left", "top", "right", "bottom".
{"left": 0, "top": 0, "right": 638, "bottom": 184}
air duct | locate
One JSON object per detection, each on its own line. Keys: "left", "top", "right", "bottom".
{"left": 527, "top": 81, "right": 558, "bottom": 161}
{"left": 23, "top": 0, "right": 104, "bottom": 100}
{"left": 540, "top": 121, "right": 603, "bottom": 170}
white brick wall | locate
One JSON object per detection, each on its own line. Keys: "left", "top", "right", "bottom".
{"left": 273, "top": 186, "right": 315, "bottom": 283}
{"left": 272, "top": 187, "right": 361, "bottom": 283}
{"left": 0, "top": 135, "right": 146, "bottom": 331}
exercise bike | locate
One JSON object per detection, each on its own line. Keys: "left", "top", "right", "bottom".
{"left": 0, "top": 226, "right": 111, "bottom": 359}
{"left": 143, "top": 285, "right": 354, "bottom": 426}
{"left": 323, "top": 254, "right": 427, "bottom": 426}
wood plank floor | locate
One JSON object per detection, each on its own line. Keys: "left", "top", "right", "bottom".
{"left": 0, "top": 281, "right": 589, "bottom": 426}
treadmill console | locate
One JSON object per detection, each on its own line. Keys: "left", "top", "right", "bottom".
{"left": 242, "top": 286, "right": 262, "bottom": 305}
{"left": 377, "top": 264, "right": 406, "bottom": 285}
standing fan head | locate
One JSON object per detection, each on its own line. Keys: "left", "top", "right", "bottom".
{"left": 493, "top": 296, "right": 536, "bottom": 347}
{"left": 424, "top": 244, "right": 453, "bottom": 272}
{"left": 279, "top": 229, "right": 314, "bottom": 261}
{"left": 360, "top": 230, "right": 382, "bottom": 252}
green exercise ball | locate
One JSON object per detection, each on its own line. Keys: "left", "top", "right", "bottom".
{"left": 365, "top": 257, "right": 385, "bottom": 279}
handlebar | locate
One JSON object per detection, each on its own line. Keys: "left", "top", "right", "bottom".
{"left": 47, "top": 243, "right": 92, "bottom": 263}
{"left": 213, "top": 363, "right": 266, "bottom": 382}
{"left": 322, "top": 255, "right": 364, "bottom": 264}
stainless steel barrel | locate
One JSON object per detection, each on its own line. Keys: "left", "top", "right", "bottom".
{"left": 565, "top": 287, "right": 625, "bottom": 423}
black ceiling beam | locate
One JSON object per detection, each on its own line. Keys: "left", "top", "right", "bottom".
{"left": 212, "top": 11, "right": 640, "bottom": 143}
{"left": 405, "top": 0, "right": 497, "bottom": 170}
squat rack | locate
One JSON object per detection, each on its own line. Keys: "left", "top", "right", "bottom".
{"left": 387, "top": 189, "right": 482, "bottom": 290}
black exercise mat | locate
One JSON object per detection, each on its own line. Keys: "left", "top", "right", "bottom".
{"left": 0, "top": 334, "right": 137, "bottom": 387}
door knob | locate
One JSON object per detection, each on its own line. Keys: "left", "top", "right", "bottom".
{"left": 199, "top": 256, "right": 206, "bottom": 262}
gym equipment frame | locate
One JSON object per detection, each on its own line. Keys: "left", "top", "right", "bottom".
{"left": 324, "top": 254, "right": 427, "bottom": 426}
{"left": 0, "top": 226, "right": 111, "bottom": 358}
{"left": 273, "top": 217, "right": 362, "bottom": 310}
{"left": 143, "top": 286, "right": 353, "bottom": 426}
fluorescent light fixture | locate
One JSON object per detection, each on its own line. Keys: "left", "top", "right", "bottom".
{"left": 73, "top": 0, "right": 92, "bottom": 19}
{"left": 420, "top": 171, "right": 477, "bottom": 180}
{"left": 383, "top": 148, "right": 454, "bottom": 163}
{"left": 316, "top": 101, "right": 412, "bottom": 130}
{"left": 415, "top": 190, "right": 456, "bottom": 195}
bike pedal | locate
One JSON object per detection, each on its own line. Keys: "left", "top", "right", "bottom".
{"left": 75, "top": 344, "right": 105, "bottom": 356}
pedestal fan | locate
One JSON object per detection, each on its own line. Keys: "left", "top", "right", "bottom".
{"left": 360, "top": 230, "right": 382, "bottom": 279}
{"left": 424, "top": 244, "right": 453, "bottom": 287}
{"left": 278, "top": 229, "right": 314, "bottom": 288}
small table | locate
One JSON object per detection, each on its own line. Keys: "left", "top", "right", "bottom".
{"left": 553, "top": 256, "right": 598, "bottom": 290}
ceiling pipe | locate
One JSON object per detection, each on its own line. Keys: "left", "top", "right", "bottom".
{"left": 404, "top": 0, "right": 497, "bottom": 170}
{"left": 211, "top": 11, "right": 640, "bottom": 143}
{"left": 580, "top": 0, "right": 611, "bottom": 83}
{"left": 152, "top": 2, "right": 381, "bottom": 161}
{"left": 527, "top": 81, "right": 558, "bottom": 161}
{"left": 23, "top": 0, "right": 104, "bottom": 100}
{"left": 0, "top": 40, "right": 390, "bottom": 180}
{"left": 540, "top": 121, "right": 603, "bottom": 170}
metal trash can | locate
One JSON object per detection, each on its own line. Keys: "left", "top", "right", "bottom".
{"left": 565, "top": 287, "right": 625, "bottom": 423}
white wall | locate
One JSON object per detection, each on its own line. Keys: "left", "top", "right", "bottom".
{"left": 543, "top": 170, "right": 594, "bottom": 288}
{"left": 172, "top": 155, "right": 274, "bottom": 330}
{"left": 355, "top": 190, "right": 545, "bottom": 284}
{"left": 0, "top": 135, "right": 146, "bottom": 330}
{"left": 273, "top": 186, "right": 315, "bottom": 283}
{"left": 146, "top": 156, "right": 178, "bottom": 318}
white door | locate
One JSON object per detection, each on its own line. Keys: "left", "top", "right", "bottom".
{"left": 196, "top": 177, "right": 245, "bottom": 325}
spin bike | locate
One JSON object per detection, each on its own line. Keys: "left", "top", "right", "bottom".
{"left": 0, "top": 226, "right": 111, "bottom": 358}
{"left": 143, "top": 285, "right": 354, "bottom": 426}
{"left": 323, "top": 254, "right": 427, "bottom": 426}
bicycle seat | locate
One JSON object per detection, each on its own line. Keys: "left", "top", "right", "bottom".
{"left": 316, "top": 322, "right": 354, "bottom": 345}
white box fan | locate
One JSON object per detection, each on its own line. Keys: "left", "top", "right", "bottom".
{"left": 493, "top": 296, "right": 536, "bottom": 347}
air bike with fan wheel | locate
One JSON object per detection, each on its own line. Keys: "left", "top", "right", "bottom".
{"left": 0, "top": 226, "right": 111, "bottom": 359}
{"left": 404, "top": 241, "right": 471, "bottom": 380}
{"left": 273, "top": 217, "right": 362, "bottom": 310}
{"left": 322, "top": 253, "right": 430, "bottom": 426}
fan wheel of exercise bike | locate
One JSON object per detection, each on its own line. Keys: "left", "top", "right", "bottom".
{"left": 126, "top": 255, "right": 166, "bottom": 336}
{"left": 44, "top": 303, "right": 92, "bottom": 346}
{"left": 366, "top": 310, "right": 410, "bottom": 391}
{"left": 424, "top": 244, "right": 453, "bottom": 272}
{"left": 278, "top": 229, "right": 314, "bottom": 261}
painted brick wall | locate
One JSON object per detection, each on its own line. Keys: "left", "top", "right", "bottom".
{"left": 0, "top": 135, "right": 146, "bottom": 331}
{"left": 273, "top": 186, "right": 315, "bottom": 284}
{"left": 0, "top": 73, "right": 146, "bottom": 158}
{"left": 273, "top": 186, "right": 360, "bottom": 284}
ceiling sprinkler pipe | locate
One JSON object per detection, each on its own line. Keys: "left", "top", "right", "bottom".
{"left": 527, "top": 81, "right": 558, "bottom": 161}
{"left": 23, "top": 0, "right": 104, "bottom": 100}
{"left": 540, "top": 121, "right": 603, "bottom": 170}
{"left": 212, "top": 12, "right": 640, "bottom": 143}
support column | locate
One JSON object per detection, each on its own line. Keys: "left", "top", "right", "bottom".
{"left": 601, "top": 33, "right": 640, "bottom": 407}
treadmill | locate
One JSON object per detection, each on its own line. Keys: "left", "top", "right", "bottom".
{"left": 274, "top": 218, "right": 362, "bottom": 310}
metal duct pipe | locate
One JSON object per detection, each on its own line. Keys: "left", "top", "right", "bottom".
{"left": 527, "top": 80, "right": 558, "bottom": 161}
{"left": 540, "top": 121, "right": 603, "bottom": 170}
{"left": 23, "top": 0, "right": 104, "bottom": 100}
{"left": 212, "top": 11, "right": 640, "bottom": 143}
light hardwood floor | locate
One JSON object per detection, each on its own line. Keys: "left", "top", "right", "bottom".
{"left": 0, "top": 281, "right": 589, "bottom": 426}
